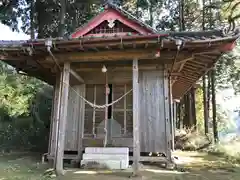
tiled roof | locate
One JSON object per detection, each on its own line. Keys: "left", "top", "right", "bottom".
{"left": 0, "top": 28, "right": 239, "bottom": 49}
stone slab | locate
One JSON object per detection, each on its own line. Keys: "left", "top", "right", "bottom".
{"left": 85, "top": 147, "right": 129, "bottom": 154}
{"left": 81, "top": 159, "right": 129, "bottom": 170}
{"left": 83, "top": 153, "right": 129, "bottom": 161}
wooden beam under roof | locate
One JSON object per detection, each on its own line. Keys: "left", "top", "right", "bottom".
{"left": 75, "top": 65, "right": 163, "bottom": 72}
{"left": 43, "top": 48, "right": 199, "bottom": 64}
{"left": 45, "top": 49, "right": 156, "bottom": 62}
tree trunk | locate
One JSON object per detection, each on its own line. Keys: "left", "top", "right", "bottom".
{"left": 177, "top": 102, "right": 181, "bottom": 129}
{"left": 211, "top": 69, "right": 218, "bottom": 143}
{"left": 202, "top": 0, "right": 205, "bottom": 31}
{"left": 183, "top": 93, "right": 191, "bottom": 128}
{"left": 146, "top": 0, "right": 153, "bottom": 27}
{"left": 190, "top": 87, "right": 197, "bottom": 129}
{"left": 207, "top": 71, "right": 211, "bottom": 122}
{"left": 203, "top": 75, "right": 209, "bottom": 134}
{"left": 30, "top": 0, "right": 35, "bottom": 39}
{"left": 136, "top": 0, "right": 139, "bottom": 18}
{"left": 58, "top": 0, "right": 66, "bottom": 37}
{"left": 179, "top": 0, "right": 185, "bottom": 31}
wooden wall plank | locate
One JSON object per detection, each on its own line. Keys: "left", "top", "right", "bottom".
{"left": 48, "top": 75, "right": 60, "bottom": 157}
{"left": 62, "top": 84, "right": 86, "bottom": 153}
{"left": 139, "top": 68, "right": 166, "bottom": 153}
{"left": 77, "top": 84, "right": 86, "bottom": 159}
{"left": 82, "top": 71, "right": 132, "bottom": 84}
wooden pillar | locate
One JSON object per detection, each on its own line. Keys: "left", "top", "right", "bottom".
{"left": 203, "top": 75, "right": 209, "bottom": 134}
{"left": 124, "top": 84, "right": 127, "bottom": 135}
{"left": 48, "top": 85, "right": 56, "bottom": 156}
{"left": 169, "top": 77, "right": 174, "bottom": 151}
{"left": 211, "top": 69, "right": 218, "bottom": 143}
{"left": 104, "top": 73, "right": 109, "bottom": 147}
{"left": 55, "top": 62, "right": 70, "bottom": 175}
{"left": 54, "top": 73, "right": 62, "bottom": 167}
{"left": 92, "top": 85, "right": 96, "bottom": 136}
{"left": 173, "top": 101, "right": 177, "bottom": 149}
{"left": 183, "top": 94, "right": 190, "bottom": 128}
{"left": 132, "top": 59, "right": 140, "bottom": 176}
{"left": 163, "top": 67, "right": 171, "bottom": 161}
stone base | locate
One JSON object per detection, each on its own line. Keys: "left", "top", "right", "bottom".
{"left": 81, "top": 160, "right": 128, "bottom": 170}
{"left": 81, "top": 147, "right": 129, "bottom": 170}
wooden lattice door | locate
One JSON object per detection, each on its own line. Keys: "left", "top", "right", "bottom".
{"left": 112, "top": 84, "right": 133, "bottom": 137}
{"left": 84, "top": 84, "right": 105, "bottom": 137}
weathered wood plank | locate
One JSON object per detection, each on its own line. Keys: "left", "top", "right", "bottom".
{"left": 77, "top": 84, "right": 86, "bottom": 159}
{"left": 169, "top": 77, "right": 174, "bottom": 151}
{"left": 48, "top": 77, "right": 59, "bottom": 157}
{"left": 53, "top": 73, "right": 62, "bottom": 166}
{"left": 132, "top": 59, "right": 140, "bottom": 175}
{"left": 139, "top": 68, "right": 166, "bottom": 153}
{"left": 45, "top": 49, "right": 157, "bottom": 63}
{"left": 163, "top": 67, "right": 171, "bottom": 161}
{"left": 55, "top": 62, "right": 70, "bottom": 175}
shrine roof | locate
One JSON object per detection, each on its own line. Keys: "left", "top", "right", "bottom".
{"left": 70, "top": 2, "right": 157, "bottom": 38}
{"left": 0, "top": 29, "right": 239, "bottom": 49}
{"left": 0, "top": 1, "right": 239, "bottom": 99}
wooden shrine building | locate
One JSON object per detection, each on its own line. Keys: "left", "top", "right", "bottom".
{"left": 0, "top": 2, "right": 239, "bottom": 173}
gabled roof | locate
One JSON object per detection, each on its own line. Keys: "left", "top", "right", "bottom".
{"left": 0, "top": 1, "right": 239, "bottom": 99}
{"left": 70, "top": 2, "right": 157, "bottom": 38}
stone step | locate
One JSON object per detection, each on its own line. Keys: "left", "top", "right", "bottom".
{"left": 85, "top": 147, "right": 129, "bottom": 154}
{"left": 83, "top": 153, "right": 129, "bottom": 161}
{"left": 81, "top": 159, "right": 129, "bottom": 170}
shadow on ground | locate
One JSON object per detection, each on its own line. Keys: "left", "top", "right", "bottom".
{"left": 1, "top": 151, "right": 240, "bottom": 180}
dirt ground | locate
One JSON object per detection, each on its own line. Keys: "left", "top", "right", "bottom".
{"left": 0, "top": 151, "right": 240, "bottom": 180}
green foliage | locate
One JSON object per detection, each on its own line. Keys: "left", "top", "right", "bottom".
{"left": 207, "top": 138, "right": 240, "bottom": 163}
{"left": 0, "top": 61, "right": 52, "bottom": 152}
{"left": 0, "top": 62, "right": 42, "bottom": 117}
{"left": 195, "top": 88, "right": 204, "bottom": 131}
{"left": 216, "top": 40, "right": 240, "bottom": 94}
{"left": 0, "top": 0, "right": 23, "bottom": 31}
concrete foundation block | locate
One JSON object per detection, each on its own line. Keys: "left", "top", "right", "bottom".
{"left": 83, "top": 153, "right": 129, "bottom": 161}
{"left": 81, "top": 159, "right": 128, "bottom": 170}
{"left": 82, "top": 147, "right": 129, "bottom": 170}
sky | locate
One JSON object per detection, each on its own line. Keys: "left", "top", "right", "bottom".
{"left": 0, "top": 23, "right": 240, "bottom": 115}
{"left": 0, "top": 23, "right": 29, "bottom": 40}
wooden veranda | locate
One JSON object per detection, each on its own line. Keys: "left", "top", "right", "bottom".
{"left": 0, "top": 2, "right": 239, "bottom": 175}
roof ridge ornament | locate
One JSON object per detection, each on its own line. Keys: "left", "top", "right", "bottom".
{"left": 108, "top": 19, "right": 116, "bottom": 28}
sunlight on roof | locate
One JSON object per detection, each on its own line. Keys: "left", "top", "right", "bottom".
{"left": 0, "top": 23, "right": 29, "bottom": 40}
